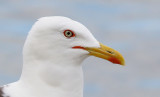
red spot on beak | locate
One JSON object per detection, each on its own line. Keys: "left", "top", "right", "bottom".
{"left": 72, "top": 46, "right": 85, "bottom": 50}
{"left": 108, "top": 57, "right": 121, "bottom": 64}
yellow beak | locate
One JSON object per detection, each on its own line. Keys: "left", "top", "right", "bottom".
{"left": 84, "top": 43, "right": 125, "bottom": 65}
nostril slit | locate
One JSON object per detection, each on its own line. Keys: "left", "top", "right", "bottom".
{"left": 106, "top": 50, "right": 114, "bottom": 54}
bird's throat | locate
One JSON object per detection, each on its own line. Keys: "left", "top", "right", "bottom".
{"left": 20, "top": 62, "right": 84, "bottom": 97}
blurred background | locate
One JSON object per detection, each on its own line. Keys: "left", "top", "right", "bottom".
{"left": 0, "top": 0, "right": 160, "bottom": 97}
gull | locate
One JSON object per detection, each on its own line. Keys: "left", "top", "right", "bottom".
{"left": 0, "top": 16, "right": 125, "bottom": 97}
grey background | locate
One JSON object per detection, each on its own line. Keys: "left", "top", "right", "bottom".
{"left": 0, "top": 0, "right": 160, "bottom": 97}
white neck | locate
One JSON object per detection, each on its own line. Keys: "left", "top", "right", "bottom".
{"left": 18, "top": 59, "right": 84, "bottom": 97}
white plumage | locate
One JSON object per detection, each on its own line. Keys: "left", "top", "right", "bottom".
{"left": 0, "top": 16, "right": 125, "bottom": 97}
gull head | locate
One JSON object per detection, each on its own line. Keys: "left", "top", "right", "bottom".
{"left": 23, "top": 16, "right": 125, "bottom": 65}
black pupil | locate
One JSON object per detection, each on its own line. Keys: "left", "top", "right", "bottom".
{"left": 66, "top": 31, "right": 72, "bottom": 36}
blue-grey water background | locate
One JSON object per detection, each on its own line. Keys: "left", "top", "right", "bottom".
{"left": 0, "top": 0, "right": 160, "bottom": 97}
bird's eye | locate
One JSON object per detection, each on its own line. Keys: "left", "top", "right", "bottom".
{"left": 64, "top": 30, "right": 75, "bottom": 38}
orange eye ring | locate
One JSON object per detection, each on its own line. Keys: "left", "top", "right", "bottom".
{"left": 63, "top": 30, "right": 75, "bottom": 38}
